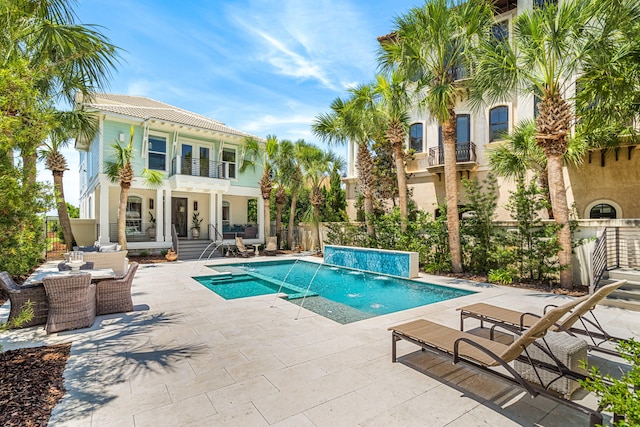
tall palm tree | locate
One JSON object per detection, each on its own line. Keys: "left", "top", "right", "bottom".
{"left": 471, "top": 0, "right": 592, "bottom": 288}
{"left": 373, "top": 71, "right": 411, "bottom": 230}
{"left": 312, "top": 88, "right": 379, "bottom": 238}
{"left": 239, "top": 135, "right": 278, "bottom": 239}
{"left": 274, "top": 185, "right": 287, "bottom": 247}
{"left": 40, "top": 108, "right": 99, "bottom": 251}
{"left": 298, "top": 144, "right": 342, "bottom": 251}
{"left": 273, "top": 139, "right": 306, "bottom": 249}
{"left": 378, "top": 0, "right": 494, "bottom": 273}
{"left": 1, "top": 0, "right": 120, "bottom": 185}
{"left": 105, "top": 127, "right": 163, "bottom": 250}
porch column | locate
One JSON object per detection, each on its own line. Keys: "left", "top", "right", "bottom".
{"left": 99, "top": 180, "right": 109, "bottom": 244}
{"left": 155, "top": 187, "right": 164, "bottom": 242}
{"left": 165, "top": 189, "right": 172, "bottom": 244}
{"left": 216, "top": 194, "right": 223, "bottom": 239}
{"left": 209, "top": 193, "right": 216, "bottom": 239}
{"left": 257, "top": 196, "right": 265, "bottom": 242}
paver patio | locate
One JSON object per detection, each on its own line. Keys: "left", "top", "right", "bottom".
{"left": 1, "top": 256, "right": 638, "bottom": 426}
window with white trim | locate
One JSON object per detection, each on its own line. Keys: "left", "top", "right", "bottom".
{"left": 148, "top": 135, "right": 167, "bottom": 171}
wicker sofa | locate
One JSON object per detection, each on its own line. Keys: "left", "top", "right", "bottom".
{"left": 81, "top": 251, "right": 129, "bottom": 277}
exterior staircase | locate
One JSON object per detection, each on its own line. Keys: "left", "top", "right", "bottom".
{"left": 599, "top": 268, "right": 640, "bottom": 311}
{"left": 176, "top": 239, "right": 225, "bottom": 260}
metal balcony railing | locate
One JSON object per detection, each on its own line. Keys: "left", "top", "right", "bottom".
{"left": 170, "top": 157, "right": 229, "bottom": 179}
{"left": 427, "top": 142, "right": 477, "bottom": 167}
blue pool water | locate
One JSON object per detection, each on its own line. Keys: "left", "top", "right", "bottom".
{"left": 196, "top": 260, "right": 474, "bottom": 323}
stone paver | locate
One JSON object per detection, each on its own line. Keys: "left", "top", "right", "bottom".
{"left": 2, "top": 256, "right": 638, "bottom": 427}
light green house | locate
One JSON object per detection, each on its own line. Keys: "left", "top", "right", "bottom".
{"left": 75, "top": 93, "right": 264, "bottom": 253}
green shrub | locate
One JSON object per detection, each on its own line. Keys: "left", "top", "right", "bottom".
{"left": 139, "top": 250, "right": 149, "bottom": 257}
{"left": 488, "top": 268, "right": 514, "bottom": 285}
{"left": 580, "top": 339, "right": 640, "bottom": 426}
{"left": 160, "top": 249, "right": 168, "bottom": 256}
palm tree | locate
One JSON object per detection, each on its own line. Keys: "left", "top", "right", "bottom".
{"left": 312, "top": 88, "right": 379, "bottom": 238}
{"left": 373, "top": 71, "right": 411, "bottom": 230}
{"left": 378, "top": 0, "right": 494, "bottom": 273}
{"left": 298, "top": 144, "right": 343, "bottom": 251}
{"left": 40, "top": 109, "right": 99, "bottom": 251}
{"left": 488, "top": 120, "right": 586, "bottom": 219}
{"left": 274, "top": 185, "right": 287, "bottom": 247}
{"left": 1, "top": 0, "right": 120, "bottom": 185}
{"left": 105, "top": 127, "right": 163, "bottom": 250}
{"left": 471, "top": 0, "right": 593, "bottom": 288}
{"left": 239, "top": 135, "right": 278, "bottom": 239}
{"left": 272, "top": 139, "right": 306, "bottom": 249}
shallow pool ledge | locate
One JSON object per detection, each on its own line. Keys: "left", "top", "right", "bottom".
{"left": 323, "top": 245, "right": 419, "bottom": 279}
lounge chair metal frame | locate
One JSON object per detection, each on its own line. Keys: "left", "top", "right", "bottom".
{"left": 389, "top": 297, "right": 603, "bottom": 427}
{"left": 458, "top": 280, "right": 628, "bottom": 357}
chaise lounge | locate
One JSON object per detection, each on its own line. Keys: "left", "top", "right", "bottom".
{"left": 388, "top": 296, "right": 603, "bottom": 426}
{"left": 262, "top": 236, "right": 278, "bottom": 256}
{"left": 457, "top": 280, "right": 627, "bottom": 356}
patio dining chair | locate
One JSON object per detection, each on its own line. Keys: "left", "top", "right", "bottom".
{"left": 0, "top": 271, "right": 48, "bottom": 328}
{"left": 42, "top": 273, "right": 96, "bottom": 334}
{"left": 96, "top": 262, "right": 138, "bottom": 315}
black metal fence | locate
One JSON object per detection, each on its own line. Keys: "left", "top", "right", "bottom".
{"left": 593, "top": 227, "right": 640, "bottom": 288}
{"left": 45, "top": 216, "right": 64, "bottom": 260}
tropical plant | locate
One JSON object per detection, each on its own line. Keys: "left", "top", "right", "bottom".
{"left": 460, "top": 174, "right": 499, "bottom": 274}
{"left": 320, "top": 162, "right": 348, "bottom": 223}
{"left": 312, "top": 86, "right": 380, "bottom": 238}
{"left": 240, "top": 134, "right": 278, "bottom": 238}
{"left": 272, "top": 139, "right": 306, "bottom": 249}
{"left": 0, "top": 0, "right": 120, "bottom": 185}
{"left": 298, "top": 143, "right": 343, "bottom": 251}
{"left": 191, "top": 212, "right": 202, "bottom": 231}
{"left": 471, "top": 0, "right": 594, "bottom": 288}
{"left": 373, "top": 71, "right": 412, "bottom": 230}
{"left": 104, "top": 127, "right": 163, "bottom": 250}
{"left": 378, "top": 0, "right": 494, "bottom": 273}
{"left": 580, "top": 339, "right": 640, "bottom": 427}
{"left": 40, "top": 109, "right": 99, "bottom": 251}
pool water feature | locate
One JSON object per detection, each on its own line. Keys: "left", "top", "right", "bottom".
{"left": 198, "top": 260, "right": 474, "bottom": 324}
{"left": 324, "top": 245, "right": 419, "bottom": 278}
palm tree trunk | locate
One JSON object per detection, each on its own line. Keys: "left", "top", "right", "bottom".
{"left": 118, "top": 185, "right": 129, "bottom": 251}
{"left": 442, "top": 117, "right": 462, "bottom": 273}
{"left": 392, "top": 139, "right": 408, "bottom": 231}
{"left": 356, "top": 142, "right": 375, "bottom": 238}
{"left": 288, "top": 193, "right": 298, "bottom": 250}
{"left": 22, "top": 152, "right": 38, "bottom": 186}
{"left": 276, "top": 201, "right": 283, "bottom": 248}
{"left": 537, "top": 171, "right": 554, "bottom": 219}
{"left": 53, "top": 171, "right": 75, "bottom": 251}
{"left": 313, "top": 205, "right": 322, "bottom": 252}
{"left": 547, "top": 155, "right": 572, "bottom": 289}
{"left": 263, "top": 198, "right": 271, "bottom": 239}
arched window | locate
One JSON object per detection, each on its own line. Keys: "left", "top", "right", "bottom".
{"left": 489, "top": 106, "right": 509, "bottom": 142}
{"left": 409, "top": 123, "right": 423, "bottom": 152}
{"left": 590, "top": 204, "right": 617, "bottom": 219}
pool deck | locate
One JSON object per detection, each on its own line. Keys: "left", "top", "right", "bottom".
{"left": 1, "top": 255, "right": 638, "bottom": 426}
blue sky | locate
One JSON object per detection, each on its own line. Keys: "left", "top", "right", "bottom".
{"left": 50, "top": 0, "right": 420, "bottom": 206}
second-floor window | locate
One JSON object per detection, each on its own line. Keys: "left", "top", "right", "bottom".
{"left": 439, "top": 114, "right": 471, "bottom": 145}
{"left": 410, "top": 123, "right": 423, "bottom": 152}
{"left": 222, "top": 148, "right": 236, "bottom": 179}
{"left": 489, "top": 106, "right": 509, "bottom": 141}
{"left": 492, "top": 20, "right": 509, "bottom": 42}
{"left": 148, "top": 135, "right": 166, "bottom": 171}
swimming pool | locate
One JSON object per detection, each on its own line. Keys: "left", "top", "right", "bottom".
{"left": 195, "top": 259, "right": 474, "bottom": 324}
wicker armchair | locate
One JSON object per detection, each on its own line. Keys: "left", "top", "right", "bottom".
{"left": 96, "top": 262, "right": 138, "bottom": 315}
{"left": 42, "top": 273, "right": 96, "bottom": 334}
{"left": 0, "top": 271, "right": 48, "bottom": 328}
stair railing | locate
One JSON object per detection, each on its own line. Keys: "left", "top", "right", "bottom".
{"left": 171, "top": 224, "right": 179, "bottom": 256}
{"left": 592, "top": 229, "right": 608, "bottom": 291}
{"left": 592, "top": 226, "right": 640, "bottom": 290}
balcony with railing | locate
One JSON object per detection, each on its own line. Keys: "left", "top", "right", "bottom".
{"left": 170, "top": 156, "right": 230, "bottom": 179}
{"left": 427, "top": 142, "right": 478, "bottom": 176}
